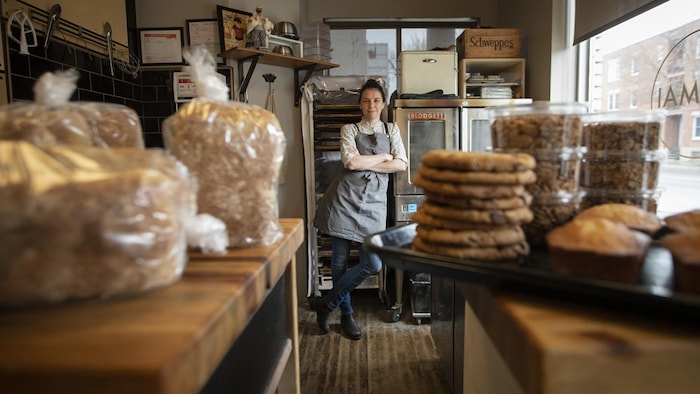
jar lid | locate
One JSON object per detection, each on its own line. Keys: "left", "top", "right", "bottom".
{"left": 583, "top": 149, "right": 666, "bottom": 162}
{"left": 581, "top": 109, "right": 667, "bottom": 124}
{"left": 487, "top": 101, "right": 589, "bottom": 118}
{"left": 531, "top": 191, "right": 586, "bottom": 205}
{"left": 493, "top": 147, "right": 587, "bottom": 161}
{"left": 581, "top": 187, "right": 664, "bottom": 198}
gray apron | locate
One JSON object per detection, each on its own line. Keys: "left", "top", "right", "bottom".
{"left": 314, "top": 126, "right": 391, "bottom": 243}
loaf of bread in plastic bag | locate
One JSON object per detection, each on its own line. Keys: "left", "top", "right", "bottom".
{"left": 0, "top": 141, "right": 196, "bottom": 306}
{"left": 0, "top": 101, "right": 144, "bottom": 148}
{"left": 163, "top": 99, "right": 286, "bottom": 247}
{"left": 0, "top": 70, "right": 144, "bottom": 148}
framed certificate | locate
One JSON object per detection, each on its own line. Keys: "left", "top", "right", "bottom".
{"left": 186, "top": 19, "right": 224, "bottom": 64}
{"left": 138, "top": 27, "right": 184, "bottom": 65}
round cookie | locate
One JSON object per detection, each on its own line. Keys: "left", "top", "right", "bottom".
{"left": 420, "top": 150, "right": 536, "bottom": 172}
{"left": 424, "top": 192, "right": 533, "bottom": 210}
{"left": 413, "top": 236, "right": 530, "bottom": 261}
{"left": 418, "top": 165, "right": 537, "bottom": 185}
{"left": 411, "top": 211, "right": 514, "bottom": 231}
{"left": 412, "top": 174, "right": 526, "bottom": 198}
{"left": 419, "top": 201, "right": 533, "bottom": 225}
{"left": 416, "top": 225, "right": 525, "bottom": 247}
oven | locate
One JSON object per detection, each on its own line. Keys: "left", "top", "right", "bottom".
{"left": 461, "top": 99, "right": 533, "bottom": 153}
{"left": 391, "top": 98, "right": 532, "bottom": 224}
{"left": 392, "top": 99, "right": 461, "bottom": 224}
{"left": 462, "top": 106, "right": 492, "bottom": 153}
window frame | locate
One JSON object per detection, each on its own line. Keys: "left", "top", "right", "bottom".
{"left": 631, "top": 56, "right": 640, "bottom": 75}
{"left": 326, "top": 21, "right": 480, "bottom": 96}
{"left": 607, "top": 90, "right": 620, "bottom": 110}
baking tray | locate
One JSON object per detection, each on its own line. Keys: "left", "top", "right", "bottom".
{"left": 365, "top": 223, "right": 700, "bottom": 325}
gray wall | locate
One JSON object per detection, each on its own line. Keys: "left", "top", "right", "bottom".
{"left": 499, "top": 0, "right": 557, "bottom": 102}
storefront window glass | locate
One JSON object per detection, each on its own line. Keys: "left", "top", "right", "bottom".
{"left": 584, "top": 0, "right": 700, "bottom": 216}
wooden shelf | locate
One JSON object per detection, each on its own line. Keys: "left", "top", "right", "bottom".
{"left": 459, "top": 57, "right": 526, "bottom": 99}
{"left": 220, "top": 47, "right": 339, "bottom": 105}
{"left": 221, "top": 47, "right": 338, "bottom": 70}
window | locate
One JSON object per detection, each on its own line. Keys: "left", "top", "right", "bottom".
{"left": 657, "top": 44, "right": 665, "bottom": 60}
{"left": 327, "top": 21, "right": 476, "bottom": 97}
{"left": 607, "top": 59, "right": 620, "bottom": 82}
{"left": 581, "top": 0, "right": 700, "bottom": 217}
{"left": 607, "top": 90, "right": 620, "bottom": 110}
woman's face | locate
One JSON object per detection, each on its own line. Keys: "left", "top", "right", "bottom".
{"left": 360, "top": 88, "right": 385, "bottom": 123}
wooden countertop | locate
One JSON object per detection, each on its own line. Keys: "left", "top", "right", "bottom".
{"left": 0, "top": 218, "right": 304, "bottom": 394}
{"left": 459, "top": 282, "right": 700, "bottom": 394}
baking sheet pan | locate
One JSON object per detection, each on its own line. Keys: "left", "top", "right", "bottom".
{"left": 365, "top": 223, "right": 700, "bottom": 324}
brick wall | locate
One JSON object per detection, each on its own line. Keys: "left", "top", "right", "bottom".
{"left": 6, "top": 29, "right": 231, "bottom": 148}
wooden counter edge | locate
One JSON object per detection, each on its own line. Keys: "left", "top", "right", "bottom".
{"left": 458, "top": 282, "right": 700, "bottom": 394}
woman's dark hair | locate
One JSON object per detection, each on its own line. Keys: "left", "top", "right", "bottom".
{"left": 359, "top": 79, "right": 385, "bottom": 103}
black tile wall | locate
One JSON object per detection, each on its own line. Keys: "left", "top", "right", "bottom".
{"left": 3, "top": 28, "right": 206, "bottom": 149}
{"left": 140, "top": 69, "right": 177, "bottom": 147}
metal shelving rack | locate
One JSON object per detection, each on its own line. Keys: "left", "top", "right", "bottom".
{"left": 301, "top": 87, "right": 381, "bottom": 296}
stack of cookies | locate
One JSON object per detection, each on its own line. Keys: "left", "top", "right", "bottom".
{"left": 410, "top": 150, "right": 537, "bottom": 262}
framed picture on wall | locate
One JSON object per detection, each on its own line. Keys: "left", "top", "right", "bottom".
{"left": 216, "top": 5, "right": 252, "bottom": 53}
{"left": 138, "top": 27, "right": 184, "bottom": 65}
{"left": 186, "top": 18, "right": 224, "bottom": 64}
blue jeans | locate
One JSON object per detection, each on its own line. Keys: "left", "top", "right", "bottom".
{"left": 326, "top": 236, "right": 382, "bottom": 316}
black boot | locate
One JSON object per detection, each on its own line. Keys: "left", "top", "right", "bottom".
{"left": 341, "top": 314, "right": 361, "bottom": 340}
{"left": 308, "top": 296, "right": 332, "bottom": 334}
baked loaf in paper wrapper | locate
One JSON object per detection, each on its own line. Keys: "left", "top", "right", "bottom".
{"left": 162, "top": 46, "right": 286, "bottom": 248}
{"left": 0, "top": 69, "right": 144, "bottom": 148}
{"left": 0, "top": 141, "right": 196, "bottom": 306}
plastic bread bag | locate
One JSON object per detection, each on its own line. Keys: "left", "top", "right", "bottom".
{"left": 304, "top": 75, "right": 387, "bottom": 104}
{"left": 0, "top": 69, "right": 144, "bottom": 148}
{"left": 0, "top": 141, "right": 196, "bottom": 306}
{"left": 186, "top": 213, "right": 230, "bottom": 253}
{"left": 163, "top": 45, "right": 286, "bottom": 248}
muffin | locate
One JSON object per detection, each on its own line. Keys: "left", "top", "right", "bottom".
{"left": 663, "top": 209, "right": 700, "bottom": 233}
{"left": 660, "top": 231, "right": 700, "bottom": 294}
{"left": 546, "top": 217, "right": 652, "bottom": 283}
{"left": 574, "top": 203, "right": 662, "bottom": 236}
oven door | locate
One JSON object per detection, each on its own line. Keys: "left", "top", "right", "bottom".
{"left": 461, "top": 107, "right": 491, "bottom": 152}
{"left": 394, "top": 107, "right": 459, "bottom": 196}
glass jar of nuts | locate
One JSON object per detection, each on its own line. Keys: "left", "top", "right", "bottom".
{"left": 579, "top": 109, "right": 666, "bottom": 213}
{"left": 488, "top": 101, "right": 589, "bottom": 246}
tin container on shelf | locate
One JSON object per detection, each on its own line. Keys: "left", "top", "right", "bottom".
{"left": 488, "top": 102, "right": 589, "bottom": 246}
{"left": 398, "top": 50, "right": 458, "bottom": 96}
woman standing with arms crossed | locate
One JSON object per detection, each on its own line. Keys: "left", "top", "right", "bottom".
{"left": 310, "top": 79, "right": 408, "bottom": 340}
